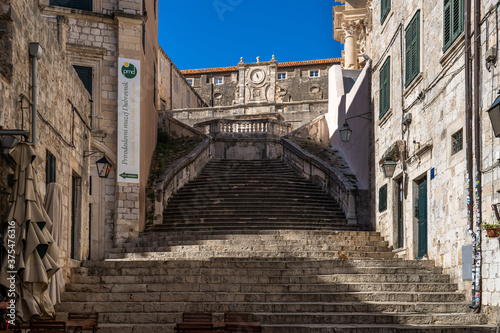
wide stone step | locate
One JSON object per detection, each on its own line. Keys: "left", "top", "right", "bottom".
{"left": 72, "top": 272, "right": 449, "bottom": 285}
{"left": 83, "top": 259, "right": 434, "bottom": 269}
{"left": 59, "top": 301, "right": 470, "bottom": 315}
{"left": 106, "top": 250, "right": 396, "bottom": 260}
{"left": 89, "top": 323, "right": 495, "bottom": 333}
{"left": 54, "top": 311, "right": 486, "bottom": 326}
{"left": 147, "top": 225, "right": 357, "bottom": 233}
{"left": 61, "top": 291, "right": 465, "bottom": 304}
{"left": 65, "top": 281, "right": 457, "bottom": 294}
{"left": 113, "top": 244, "right": 392, "bottom": 254}
{"left": 78, "top": 267, "right": 444, "bottom": 279}
{"left": 131, "top": 230, "right": 387, "bottom": 242}
{"left": 121, "top": 239, "right": 390, "bottom": 249}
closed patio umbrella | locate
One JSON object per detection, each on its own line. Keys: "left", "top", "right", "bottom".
{"left": 0, "top": 143, "right": 59, "bottom": 321}
{"left": 44, "top": 182, "right": 65, "bottom": 306}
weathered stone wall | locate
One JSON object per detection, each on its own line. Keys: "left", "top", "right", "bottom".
{"left": 0, "top": 0, "right": 92, "bottom": 281}
{"left": 368, "top": 0, "right": 500, "bottom": 314}
{"left": 277, "top": 65, "right": 330, "bottom": 103}
{"left": 183, "top": 61, "right": 335, "bottom": 107}
{"left": 158, "top": 48, "right": 206, "bottom": 111}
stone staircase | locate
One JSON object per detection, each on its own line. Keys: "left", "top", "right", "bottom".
{"left": 57, "top": 159, "right": 495, "bottom": 332}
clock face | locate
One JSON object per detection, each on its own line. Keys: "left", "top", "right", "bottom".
{"left": 250, "top": 69, "right": 265, "bottom": 84}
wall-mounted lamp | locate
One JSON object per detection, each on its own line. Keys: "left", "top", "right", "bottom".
{"left": 84, "top": 151, "right": 113, "bottom": 178}
{"left": 339, "top": 112, "right": 372, "bottom": 143}
{"left": 487, "top": 91, "right": 500, "bottom": 138}
{"left": 381, "top": 156, "right": 398, "bottom": 178}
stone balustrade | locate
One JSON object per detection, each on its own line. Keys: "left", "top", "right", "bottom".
{"left": 152, "top": 137, "right": 212, "bottom": 225}
{"left": 281, "top": 138, "right": 370, "bottom": 229}
{"left": 194, "top": 118, "right": 291, "bottom": 137}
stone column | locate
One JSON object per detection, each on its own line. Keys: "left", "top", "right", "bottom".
{"left": 342, "top": 20, "right": 361, "bottom": 70}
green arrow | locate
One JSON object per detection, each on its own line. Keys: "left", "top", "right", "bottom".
{"left": 120, "top": 172, "right": 138, "bottom": 179}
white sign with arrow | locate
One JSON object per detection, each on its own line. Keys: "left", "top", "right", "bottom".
{"left": 117, "top": 58, "right": 140, "bottom": 183}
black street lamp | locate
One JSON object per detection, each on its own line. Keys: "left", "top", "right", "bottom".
{"left": 96, "top": 156, "right": 112, "bottom": 178}
{"left": 84, "top": 151, "right": 113, "bottom": 178}
{"left": 340, "top": 122, "right": 352, "bottom": 143}
{"left": 487, "top": 92, "right": 500, "bottom": 138}
{"left": 381, "top": 156, "right": 398, "bottom": 178}
{"left": 338, "top": 112, "right": 372, "bottom": 143}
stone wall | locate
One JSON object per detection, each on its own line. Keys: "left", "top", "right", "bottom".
{"left": 158, "top": 48, "right": 206, "bottom": 111}
{"left": 0, "top": 0, "right": 92, "bottom": 281}
{"left": 367, "top": 0, "right": 500, "bottom": 315}
{"left": 182, "top": 59, "right": 338, "bottom": 107}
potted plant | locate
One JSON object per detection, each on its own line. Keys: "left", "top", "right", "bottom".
{"left": 481, "top": 222, "right": 500, "bottom": 238}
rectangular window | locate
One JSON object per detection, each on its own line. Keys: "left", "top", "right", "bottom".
{"left": 187, "top": 78, "right": 194, "bottom": 86}
{"left": 309, "top": 70, "right": 319, "bottom": 78}
{"left": 73, "top": 65, "right": 92, "bottom": 97}
{"left": 175, "top": 76, "right": 179, "bottom": 92}
{"left": 214, "top": 77, "right": 223, "bottom": 85}
{"left": 278, "top": 73, "right": 287, "bottom": 80}
{"left": 405, "top": 11, "right": 420, "bottom": 88}
{"left": 452, "top": 129, "right": 463, "bottom": 155}
{"left": 443, "top": 0, "right": 464, "bottom": 52}
{"left": 46, "top": 150, "right": 56, "bottom": 184}
{"left": 153, "top": 66, "right": 157, "bottom": 107}
{"left": 142, "top": 25, "right": 146, "bottom": 54}
{"left": 49, "top": 0, "right": 92, "bottom": 11}
{"left": 161, "top": 59, "right": 165, "bottom": 74}
{"left": 379, "top": 57, "right": 391, "bottom": 119}
{"left": 381, "top": 0, "right": 391, "bottom": 23}
{"left": 379, "top": 184, "right": 388, "bottom": 212}
{"left": 187, "top": 90, "right": 191, "bottom": 105}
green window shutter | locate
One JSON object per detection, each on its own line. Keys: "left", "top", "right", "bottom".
{"left": 443, "top": 0, "right": 464, "bottom": 52}
{"left": 50, "top": 0, "right": 92, "bottom": 11}
{"left": 379, "top": 57, "right": 391, "bottom": 119}
{"left": 443, "top": 0, "right": 452, "bottom": 49}
{"left": 405, "top": 11, "right": 420, "bottom": 88}
{"left": 73, "top": 65, "right": 93, "bottom": 97}
{"left": 379, "top": 184, "right": 388, "bottom": 212}
{"left": 381, "top": 0, "right": 391, "bottom": 24}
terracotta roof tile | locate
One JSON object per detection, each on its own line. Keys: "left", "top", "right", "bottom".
{"left": 181, "top": 58, "right": 341, "bottom": 75}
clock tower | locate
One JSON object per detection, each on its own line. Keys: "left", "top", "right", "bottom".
{"left": 237, "top": 56, "right": 278, "bottom": 106}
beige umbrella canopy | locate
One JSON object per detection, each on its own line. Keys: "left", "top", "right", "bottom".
{"left": 0, "top": 143, "right": 59, "bottom": 321}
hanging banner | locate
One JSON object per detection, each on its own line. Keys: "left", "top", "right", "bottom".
{"left": 117, "top": 58, "right": 140, "bottom": 183}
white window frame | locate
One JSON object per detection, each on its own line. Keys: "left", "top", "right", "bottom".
{"left": 309, "top": 70, "right": 320, "bottom": 78}
{"left": 187, "top": 78, "right": 194, "bottom": 86}
{"left": 278, "top": 72, "right": 287, "bottom": 80}
{"left": 214, "top": 77, "right": 223, "bottom": 85}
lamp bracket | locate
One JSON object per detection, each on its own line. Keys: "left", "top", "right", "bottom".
{"left": 345, "top": 112, "right": 372, "bottom": 122}
{"left": 83, "top": 151, "right": 101, "bottom": 158}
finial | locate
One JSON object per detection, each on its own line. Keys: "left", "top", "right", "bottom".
{"left": 272, "top": 55, "right": 275, "bottom": 60}
{"left": 257, "top": 56, "right": 261, "bottom": 63}
{"left": 239, "top": 57, "right": 244, "bottom": 64}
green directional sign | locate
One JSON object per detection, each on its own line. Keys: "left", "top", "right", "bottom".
{"left": 120, "top": 172, "right": 138, "bottom": 179}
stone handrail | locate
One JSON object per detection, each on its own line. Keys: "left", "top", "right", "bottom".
{"left": 281, "top": 138, "right": 369, "bottom": 227}
{"left": 195, "top": 118, "right": 291, "bottom": 137}
{"left": 152, "top": 137, "right": 212, "bottom": 224}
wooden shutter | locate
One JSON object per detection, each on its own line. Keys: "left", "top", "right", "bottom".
{"left": 381, "top": 0, "right": 391, "bottom": 24}
{"left": 405, "top": 11, "right": 420, "bottom": 88}
{"left": 379, "top": 57, "right": 391, "bottom": 119}
{"left": 50, "top": 0, "right": 92, "bottom": 11}
{"left": 73, "top": 65, "right": 93, "bottom": 96}
{"left": 443, "top": 0, "right": 463, "bottom": 52}
{"left": 379, "top": 184, "right": 388, "bottom": 212}
{"left": 443, "top": 0, "right": 452, "bottom": 49}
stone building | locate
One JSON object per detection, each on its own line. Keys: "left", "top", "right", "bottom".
{"left": 176, "top": 57, "right": 341, "bottom": 129}
{"left": 0, "top": 0, "right": 92, "bottom": 280}
{"left": 36, "top": 0, "right": 204, "bottom": 260}
{"left": 334, "top": 0, "right": 500, "bottom": 318}
{"left": 0, "top": 0, "right": 204, "bottom": 280}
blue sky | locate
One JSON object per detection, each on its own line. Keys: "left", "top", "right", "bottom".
{"left": 158, "top": 1, "right": 344, "bottom": 70}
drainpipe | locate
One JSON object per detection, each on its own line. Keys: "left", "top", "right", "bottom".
{"left": 29, "top": 42, "right": 43, "bottom": 146}
{"left": 471, "top": 0, "right": 482, "bottom": 311}
{"left": 464, "top": 0, "right": 477, "bottom": 309}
